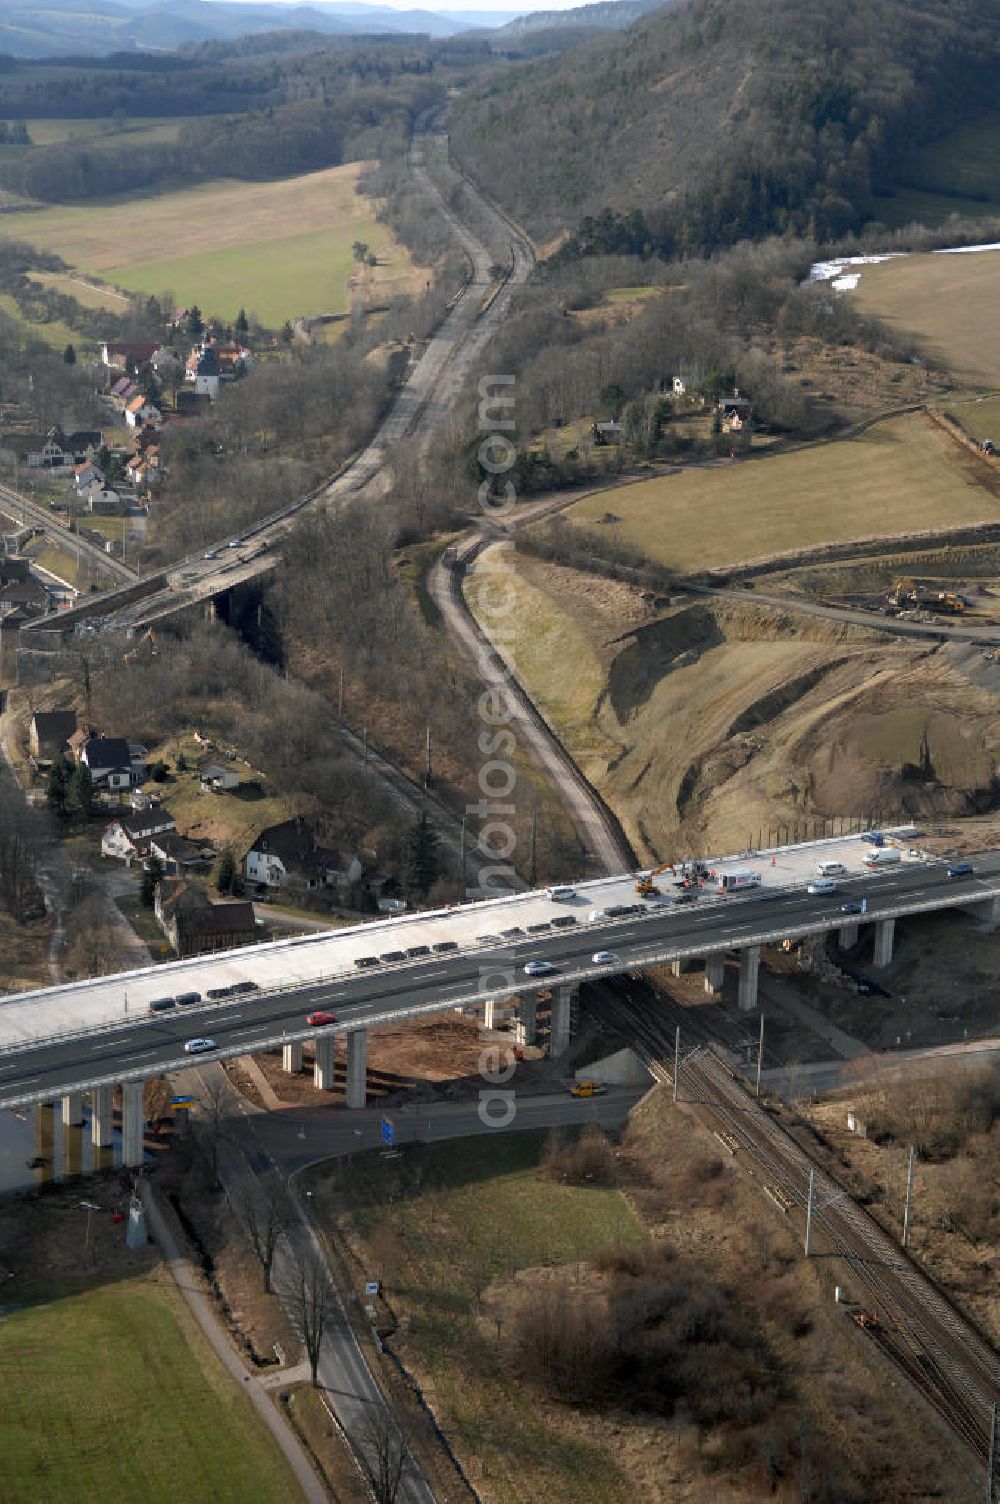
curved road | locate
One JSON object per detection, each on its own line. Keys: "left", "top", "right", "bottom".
{"left": 428, "top": 531, "right": 636, "bottom": 875}
{"left": 37, "top": 126, "right": 534, "bottom": 639}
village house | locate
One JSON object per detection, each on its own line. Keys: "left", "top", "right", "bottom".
{"left": 185, "top": 345, "right": 220, "bottom": 399}
{"left": 101, "top": 341, "right": 157, "bottom": 373}
{"left": 243, "top": 816, "right": 363, "bottom": 891}
{"left": 672, "top": 375, "right": 688, "bottom": 397}
{"left": 101, "top": 808, "right": 176, "bottom": 864}
{"left": 213, "top": 344, "right": 253, "bottom": 380}
{"left": 149, "top": 831, "right": 216, "bottom": 875}
{"left": 717, "top": 391, "right": 752, "bottom": 435}
{"left": 198, "top": 758, "right": 240, "bottom": 792}
{"left": 29, "top": 709, "right": 76, "bottom": 765}
{"left": 0, "top": 576, "right": 50, "bottom": 616}
{"left": 21, "top": 427, "right": 102, "bottom": 469}
{"left": 79, "top": 735, "right": 134, "bottom": 792}
{"left": 154, "top": 878, "right": 256, "bottom": 957}
{"left": 85, "top": 488, "right": 125, "bottom": 516}
{"left": 125, "top": 397, "right": 162, "bottom": 431}
{"left": 74, "top": 461, "right": 103, "bottom": 492}
{"left": 109, "top": 376, "right": 139, "bottom": 410}
{"left": 591, "top": 419, "right": 623, "bottom": 446}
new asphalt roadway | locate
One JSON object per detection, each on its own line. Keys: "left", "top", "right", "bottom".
{"left": 1, "top": 850, "right": 998, "bottom": 1108}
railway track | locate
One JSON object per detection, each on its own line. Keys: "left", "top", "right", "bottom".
{"left": 597, "top": 986, "right": 1000, "bottom": 1468}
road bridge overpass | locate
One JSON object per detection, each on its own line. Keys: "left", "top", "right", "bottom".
{"left": 0, "top": 831, "right": 998, "bottom": 1163}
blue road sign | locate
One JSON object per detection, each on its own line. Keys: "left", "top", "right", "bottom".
{"left": 861, "top": 898, "right": 868, "bottom": 915}
{"left": 381, "top": 1116, "right": 394, "bottom": 1146}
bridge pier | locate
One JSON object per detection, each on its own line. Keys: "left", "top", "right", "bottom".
{"left": 282, "top": 1042, "right": 304, "bottom": 1074}
{"left": 518, "top": 991, "right": 538, "bottom": 1046}
{"left": 550, "top": 985, "right": 578, "bottom": 1058}
{"left": 704, "top": 954, "right": 725, "bottom": 994}
{"left": 670, "top": 959, "right": 689, "bottom": 978}
{"left": 738, "top": 946, "right": 760, "bottom": 1012}
{"left": 91, "top": 1085, "right": 114, "bottom": 1148}
{"left": 61, "top": 1091, "right": 84, "bottom": 1127}
{"left": 838, "top": 922, "right": 859, "bottom": 949}
{"left": 960, "top": 896, "right": 1000, "bottom": 931}
{"left": 346, "top": 1031, "right": 367, "bottom": 1110}
{"left": 483, "top": 998, "right": 507, "bottom": 1030}
{"left": 121, "top": 1081, "right": 145, "bottom": 1167}
{"left": 873, "top": 918, "right": 895, "bottom": 969}
{"left": 313, "top": 1035, "right": 335, "bottom": 1092}
{"left": 62, "top": 1120, "right": 83, "bottom": 1177}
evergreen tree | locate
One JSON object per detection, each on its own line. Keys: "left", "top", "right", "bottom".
{"left": 403, "top": 811, "right": 440, "bottom": 897}
{"left": 63, "top": 342, "right": 76, "bottom": 366}
{"left": 71, "top": 761, "right": 93, "bottom": 817}
{"left": 235, "top": 307, "right": 249, "bottom": 336}
{"left": 141, "top": 854, "right": 164, "bottom": 908}
{"left": 46, "top": 753, "right": 70, "bottom": 819}
{"left": 217, "top": 849, "right": 235, "bottom": 894}
{"left": 185, "top": 305, "right": 204, "bottom": 337}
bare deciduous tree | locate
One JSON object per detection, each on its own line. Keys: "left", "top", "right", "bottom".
{"left": 356, "top": 1411, "right": 407, "bottom": 1504}
{"left": 286, "top": 1247, "right": 332, "bottom": 1386}
{"left": 233, "top": 1170, "right": 289, "bottom": 1293}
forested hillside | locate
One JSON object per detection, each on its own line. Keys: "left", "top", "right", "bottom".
{"left": 451, "top": 0, "right": 1000, "bottom": 250}
{"left": 0, "top": 37, "right": 486, "bottom": 200}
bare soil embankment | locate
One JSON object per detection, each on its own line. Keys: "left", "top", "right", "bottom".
{"left": 466, "top": 546, "right": 1000, "bottom": 862}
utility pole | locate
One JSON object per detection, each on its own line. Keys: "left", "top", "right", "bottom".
{"left": 804, "top": 1168, "right": 816, "bottom": 1257}
{"left": 673, "top": 1025, "right": 680, "bottom": 1103}
{"left": 529, "top": 809, "right": 538, "bottom": 887}
{"left": 987, "top": 1401, "right": 997, "bottom": 1504}
{"left": 362, "top": 726, "right": 368, "bottom": 774}
{"left": 338, "top": 666, "right": 344, "bottom": 718}
{"left": 756, "top": 1012, "right": 764, "bottom": 1098}
{"left": 459, "top": 814, "right": 467, "bottom": 887}
{"left": 902, "top": 1145, "right": 915, "bottom": 1249}
{"left": 424, "top": 725, "right": 431, "bottom": 788}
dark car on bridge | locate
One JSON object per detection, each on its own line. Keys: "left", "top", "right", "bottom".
{"left": 840, "top": 900, "right": 863, "bottom": 914}
{"left": 947, "top": 862, "right": 974, "bottom": 878}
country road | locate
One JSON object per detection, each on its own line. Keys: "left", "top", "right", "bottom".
{"left": 0, "top": 480, "right": 136, "bottom": 587}
{"left": 427, "top": 531, "right": 636, "bottom": 876}
{"left": 29, "top": 125, "right": 534, "bottom": 640}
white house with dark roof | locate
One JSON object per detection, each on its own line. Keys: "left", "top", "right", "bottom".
{"left": 101, "top": 809, "right": 175, "bottom": 863}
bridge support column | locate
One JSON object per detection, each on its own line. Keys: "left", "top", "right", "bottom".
{"left": 670, "top": 959, "right": 688, "bottom": 978}
{"left": 91, "top": 1086, "right": 114, "bottom": 1148}
{"left": 346, "top": 1031, "right": 367, "bottom": 1110}
{"left": 519, "top": 991, "right": 538, "bottom": 1047}
{"left": 960, "top": 896, "right": 1000, "bottom": 931}
{"left": 873, "top": 918, "right": 895, "bottom": 969}
{"left": 704, "top": 954, "right": 725, "bottom": 994}
{"left": 738, "top": 946, "right": 760, "bottom": 1012}
{"left": 550, "top": 985, "right": 577, "bottom": 1059}
{"left": 313, "top": 1035, "right": 335, "bottom": 1092}
{"left": 121, "top": 1081, "right": 145, "bottom": 1167}
{"left": 61, "top": 1091, "right": 84, "bottom": 1127}
{"left": 838, "top": 922, "right": 859, "bottom": 949}
{"left": 282, "top": 1042, "right": 303, "bottom": 1074}
{"left": 483, "top": 998, "right": 505, "bottom": 1030}
{"left": 62, "top": 1120, "right": 83, "bottom": 1177}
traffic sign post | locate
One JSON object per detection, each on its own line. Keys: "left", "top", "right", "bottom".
{"left": 381, "top": 1116, "right": 394, "bottom": 1147}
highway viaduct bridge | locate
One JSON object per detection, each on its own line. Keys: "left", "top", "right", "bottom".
{"left": 0, "top": 831, "right": 998, "bottom": 1167}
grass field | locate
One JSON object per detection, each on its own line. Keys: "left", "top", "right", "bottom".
{"left": 0, "top": 291, "right": 78, "bottom": 348}
{"left": 554, "top": 413, "right": 1000, "bottom": 572}
{"left": 308, "top": 1131, "right": 646, "bottom": 1503}
{"left": 0, "top": 1272, "right": 300, "bottom": 1503}
{"left": 951, "top": 394, "right": 1000, "bottom": 444}
{"left": 13, "top": 118, "right": 199, "bottom": 149}
{"left": 465, "top": 544, "right": 620, "bottom": 785}
{"left": 0, "top": 162, "right": 416, "bottom": 325}
{"left": 30, "top": 269, "right": 129, "bottom": 310}
{"left": 852, "top": 249, "right": 1000, "bottom": 386}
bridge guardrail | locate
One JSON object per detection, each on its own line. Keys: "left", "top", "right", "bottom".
{"left": 0, "top": 857, "right": 988, "bottom": 1058}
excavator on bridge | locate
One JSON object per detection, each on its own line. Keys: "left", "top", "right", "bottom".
{"left": 635, "top": 857, "right": 710, "bottom": 897}
{"left": 635, "top": 861, "right": 673, "bottom": 898}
